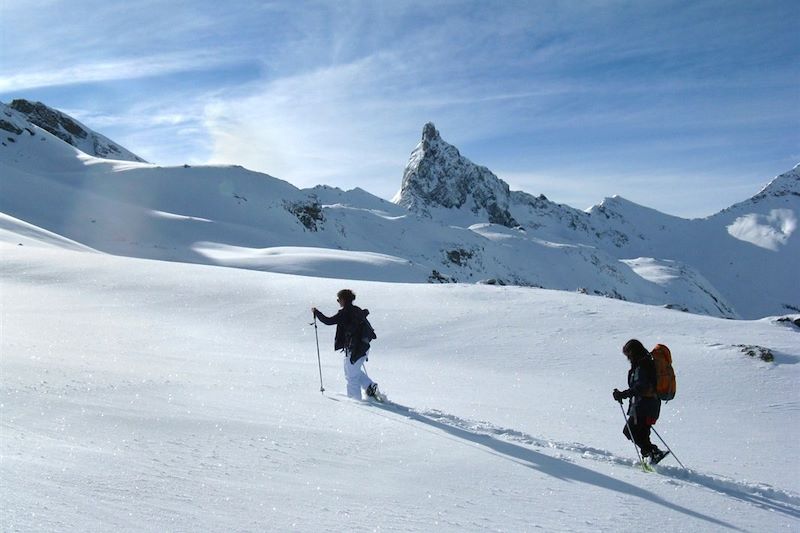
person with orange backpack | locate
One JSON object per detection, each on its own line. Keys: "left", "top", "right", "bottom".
{"left": 613, "top": 339, "right": 669, "bottom": 465}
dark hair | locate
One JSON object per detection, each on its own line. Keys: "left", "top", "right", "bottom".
{"left": 622, "top": 339, "right": 648, "bottom": 360}
{"left": 337, "top": 289, "right": 356, "bottom": 305}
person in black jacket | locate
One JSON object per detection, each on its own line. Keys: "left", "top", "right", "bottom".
{"left": 613, "top": 339, "right": 667, "bottom": 463}
{"left": 312, "top": 289, "right": 381, "bottom": 400}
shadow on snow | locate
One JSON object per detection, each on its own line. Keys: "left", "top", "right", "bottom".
{"left": 358, "top": 399, "right": 746, "bottom": 531}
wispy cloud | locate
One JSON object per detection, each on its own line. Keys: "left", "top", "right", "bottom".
{"left": 2, "top": 0, "right": 797, "bottom": 217}
{"left": 0, "top": 50, "right": 245, "bottom": 93}
{"left": 198, "top": 1, "right": 799, "bottom": 209}
{"left": 204, "top": 56, "right": 409, "bottom": 188}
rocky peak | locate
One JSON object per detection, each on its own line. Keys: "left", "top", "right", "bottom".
{"left": 421, "top": 122, "right": 439, "bottom": 142}
{"left": 0, "top": 102, "right": 34, "bottom": 137}
{"left": 9, "top": 99, "right": 147, "bottom": 163}
{"left": 752, "top": 164, "right": 800, "bottom": 201}
{"left": 396, "top": 123, "right": 519, "bottom": 228}
{"left": 715, "top": 164, "right": 800, "bottom": 217}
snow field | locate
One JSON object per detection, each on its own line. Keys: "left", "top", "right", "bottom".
{"left": 2, "top": 243, "right": 798, "bottom": 531}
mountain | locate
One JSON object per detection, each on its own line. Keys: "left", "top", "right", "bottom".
{"left": 396, "top": 123, "right": 799, "bottom": 318}
{"left": 1, "top": 101, "right": 797, "bottom": 319}
{"left": 396, "top": 123, "right": 519, "bottom": 227}
{"left": 7, "top": 99, "right": 146, "bottom": 162}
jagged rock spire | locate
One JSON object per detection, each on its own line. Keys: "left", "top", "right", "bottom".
{"left": 421, "top": 122, "right": 440, "bottom": 142}
{"left": 396, "top": 123, "right": 519, "bottom": 228}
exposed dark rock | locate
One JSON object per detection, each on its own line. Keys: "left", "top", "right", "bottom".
{"left": 0, "top": 119, "right": 22, "bottom": 135}
{"left": 285, "top": 200, "right": 324, "bottom": 231}
{"left": 10, "top": 99, "right": 87, "bottom": 143}
{"left": 776, "top": 317, "right": 800, "bottom": 328}
{"left": 428, "top": 269, "right": 455, "bottom": 283}
{"left": 664, "top": 304, "right": 690, "bottom": 312}
{"left": 478, "top": 278, "right": 507, "bottom": 286}
{"left": 9, "top": 99, "right": 146, "bottom": 162}
{"left": 445, "top": 248, "right": 474, "bottom": 266}
{"left": 735, "top": 344, "right": 774, "bottom": 362}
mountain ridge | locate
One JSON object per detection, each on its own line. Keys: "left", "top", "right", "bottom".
{"left": 1, "top": 101, "right": 797, "bottom": 319}
{"left": 8, "top": 99, "right": 146, "bottom": 163}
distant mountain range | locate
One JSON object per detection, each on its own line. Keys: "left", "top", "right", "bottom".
{"left": 2, "top": 99, "right": 797, "bottom": 319}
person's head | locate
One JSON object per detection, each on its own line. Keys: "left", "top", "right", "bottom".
{"left": 622, "top": 339, "right": 648, "bottom": 362}
{"left": 336, "top": 289, "right": 356, "bottom": 307}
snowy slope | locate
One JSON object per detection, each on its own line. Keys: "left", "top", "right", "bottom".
{"left": 1, "top": 236, "right": 798, "bottom": 532}
{"left": 7, "top": 99, "right": 146, "bottom": 162}
{"left": 1, "top": 101, "right": 797, "bottom": 319}
{"left": 586, "top": 167, "right": 800, "bottom": 319}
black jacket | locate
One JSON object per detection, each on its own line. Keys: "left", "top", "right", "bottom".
{"left": 624, "top": 355, "right": 661, "bottom": 423}
{"left": 314, "top": 304, "right": 371, "bottom": 362}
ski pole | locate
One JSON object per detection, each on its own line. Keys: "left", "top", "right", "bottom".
{"left": 311, "top": 313, "right": 325, "bottom": 394}
{"left": 619, "top": 400, "right": 647, "bottom": 471}
{"left": 652, "top": 427, "right": 686, "bottom": 469}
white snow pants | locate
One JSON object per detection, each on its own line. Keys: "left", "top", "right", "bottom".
{"left": 343, "top": 351, "right": 374, "bottom": 399}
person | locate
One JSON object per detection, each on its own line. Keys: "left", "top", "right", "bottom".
{"left": 312, "top": 289, "right": 382, "bottom": 400}
{"left": 613, "top": 339, "right": 667, "bottom": 464}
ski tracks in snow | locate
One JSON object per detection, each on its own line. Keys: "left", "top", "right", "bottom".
{"left": 361, "top": 399, "right": 800, "bottom": 519}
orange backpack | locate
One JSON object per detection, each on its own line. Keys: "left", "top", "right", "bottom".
{"left": 651, "top": 344, "right": 676, "bottom": 401}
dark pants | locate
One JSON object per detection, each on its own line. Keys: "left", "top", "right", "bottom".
{"left": 623, "top": 415, "right": 657, "bottom": 456}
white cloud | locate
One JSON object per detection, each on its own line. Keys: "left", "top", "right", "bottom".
{"left": 202, "top": 54, "right": 435, "bottom": 194}
{"left": 3, "top": 0, "right": 794, "bottom": 217}
{"left": 0, "top": 51, "right": 239, "bottom": 93}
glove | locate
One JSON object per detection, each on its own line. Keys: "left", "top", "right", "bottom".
{"left": 613, "top": 389, "right": 627, "bottom": 402}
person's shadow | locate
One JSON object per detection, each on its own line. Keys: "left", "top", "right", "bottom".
{"left": 364, "top": 400, "right": 741, "bottom": 531}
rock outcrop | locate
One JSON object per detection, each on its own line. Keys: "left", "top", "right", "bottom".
{"left": 9, "top": 99, "right": 147, "bottom": 162}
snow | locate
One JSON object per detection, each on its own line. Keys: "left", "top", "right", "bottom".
{"left": 1, "top": 241, "right": 798, "bottom": 532}
{"left": 1, "top": 101, "right": 799, "bottom": 530}
{"left": 0, "top": 213, "right": 95, "bottom": 251}
{"left": 726, "top": 208, "right": 797, "bottom": 251}
{"left": 191, "top": 244, "right": 425, "bottom": 281}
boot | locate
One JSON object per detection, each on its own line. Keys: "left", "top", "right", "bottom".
{"left": 649, "top": 447, "right": 668, "bottom": 465}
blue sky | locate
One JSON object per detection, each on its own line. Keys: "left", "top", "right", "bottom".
{"left": 1, "top": 0, "right": 798, "bottom": 217}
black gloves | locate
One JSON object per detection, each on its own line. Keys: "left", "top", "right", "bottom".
{"left": 613, "top": 388, "right": 628, "bottom": 402}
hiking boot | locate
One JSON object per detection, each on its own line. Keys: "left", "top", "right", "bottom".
{"left": 649, "top": 448, "right": 668, "bottom": 465}
{"left": 365, "top": 383, "right": 386, "bottom": 402}
{"left": 366, "top": 383, "right": 378, "bottom": 398}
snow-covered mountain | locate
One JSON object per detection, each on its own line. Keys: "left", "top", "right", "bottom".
{"left": 1, "top": 101, "right": 797, "bottom": 319}
{"left": 396, "top": 122, "right": 520, "bottom": 228}
{"left": 6, "top": 99, "right": 146, "bottom": 162}
{"left": 396, "top": 123, "right": 799, "bottom": 318}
